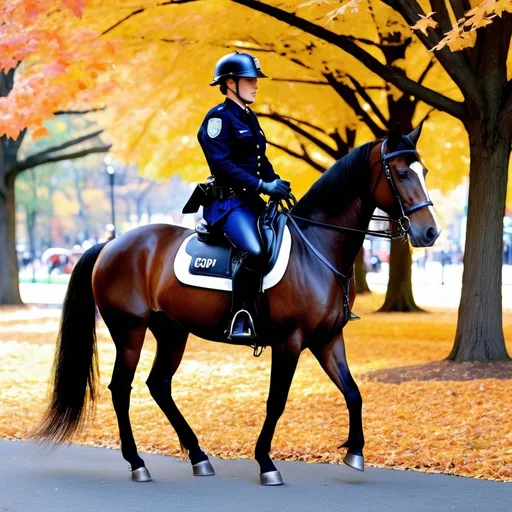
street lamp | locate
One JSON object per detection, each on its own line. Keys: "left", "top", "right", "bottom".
{"left": 105, "top": 158, "right": 116, "bottom": 239}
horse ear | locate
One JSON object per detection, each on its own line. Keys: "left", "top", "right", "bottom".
{"left": 407, "top": 122, "right": 423, "bottom": 145}
{"left": 387, "top": 122, "right": 402, "bottom": 151}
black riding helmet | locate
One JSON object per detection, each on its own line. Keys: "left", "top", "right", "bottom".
{"left": 210, "top": 51, "right": 269, "bottom": 86}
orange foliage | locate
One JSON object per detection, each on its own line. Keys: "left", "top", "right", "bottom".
{"left": 1, "top": 298, "right": 511, "bottom": 481}
{"left": 0, "top": 0, "right": 115, "bottom": 139}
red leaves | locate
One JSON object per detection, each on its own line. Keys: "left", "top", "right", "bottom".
{"left": 0, "top": 1, "right": 117, "bottom": 139}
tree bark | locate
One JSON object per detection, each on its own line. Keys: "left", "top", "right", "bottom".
{"left": 378, "top": 238, "right": 422, "bottom": 312}
{"left": 0, "top": 171, "right": 22, "bottom": 304}
{"left": 355, "top": 247, "right": 370, "bottom": 294}
{"left": 448, "top": 123, "right": 511, "bottom": 361}
{"left": 1, "top": 70, "right": 22, "bottom": 304}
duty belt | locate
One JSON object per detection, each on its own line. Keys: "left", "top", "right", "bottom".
{"left": 214, "top": 185, "right": 237, "bottom": 200}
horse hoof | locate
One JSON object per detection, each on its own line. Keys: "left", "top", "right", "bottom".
{"left": 192, "top": 460, "right": 215, "bottom": 476}
{"left": 260, "top": 470, "right": 284, "bottom": 486}
{"left": 132, "top": 466, "right": 152, "bottom": 482}
{"left": 343, "top": 452, "right": 365, "bottom": 472}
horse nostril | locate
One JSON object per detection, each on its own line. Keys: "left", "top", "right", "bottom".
{"left": 425, "top": 227, "right": 438, "bottom": 243}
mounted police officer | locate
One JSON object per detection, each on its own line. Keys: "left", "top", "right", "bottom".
{"left": 197, "top": 51, "right": 291, "bottom": 342}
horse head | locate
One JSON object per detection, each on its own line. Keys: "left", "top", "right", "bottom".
{"left": 370, "top": 122, "right": 442, "bottom": 247}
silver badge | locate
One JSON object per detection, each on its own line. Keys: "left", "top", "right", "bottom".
{"left": 207, "top": 118, "right": 222, "bottom": 138}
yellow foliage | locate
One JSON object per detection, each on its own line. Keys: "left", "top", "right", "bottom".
{"left": 1, "top": 0, "right": 510, "bottom": 207}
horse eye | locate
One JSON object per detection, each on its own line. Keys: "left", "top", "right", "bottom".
{"left": 397, "top": 170, "right": 409, "bottom": 180}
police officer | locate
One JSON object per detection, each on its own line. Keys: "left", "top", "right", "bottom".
{"left": 198, "top": 52, "right": 291, "bottom": 341}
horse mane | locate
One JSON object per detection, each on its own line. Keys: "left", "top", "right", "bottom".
{"left": 292, "top": 141, "right": 378, "bottom": 216}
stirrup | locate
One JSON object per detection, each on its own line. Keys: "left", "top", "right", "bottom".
{"left": 227, "top": 309, "right": 256, "bottom": 340}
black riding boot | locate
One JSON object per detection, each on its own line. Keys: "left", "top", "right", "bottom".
{"left": 228, "top": 260, "right": 261, "bottom": 341}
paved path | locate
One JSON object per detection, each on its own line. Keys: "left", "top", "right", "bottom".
{"left": 1, "top": 440, "right": 510, "bottom": 512}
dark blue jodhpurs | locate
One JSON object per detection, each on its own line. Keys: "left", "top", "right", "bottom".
{"left": 219, "top": 205, "right": 264, "bottom": 270}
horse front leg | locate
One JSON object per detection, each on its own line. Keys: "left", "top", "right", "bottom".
{"left": 255, "top": 330, "right": 302, "bottom": 486}
{"left": 311, "top": 333, "right": 365, "bottom": 471}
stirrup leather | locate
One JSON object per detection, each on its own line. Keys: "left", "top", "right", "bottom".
{"left": 228, "top": 309, "right": 256, "bottom": 339}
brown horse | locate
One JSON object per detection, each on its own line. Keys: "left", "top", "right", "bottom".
{"left": 34, "top": 123, "right": 440, "bottom": 485}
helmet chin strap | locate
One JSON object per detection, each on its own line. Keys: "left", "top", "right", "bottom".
{"left": 227, "top": 79, "right": 253, "bottom": 105}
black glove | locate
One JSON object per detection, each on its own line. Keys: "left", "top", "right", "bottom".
{"left": 258, "top": 179, "right": 291, "bottom": 199}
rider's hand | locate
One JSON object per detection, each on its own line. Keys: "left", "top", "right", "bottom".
{"left": 258, "top": 179, "right": 291, "bottom": 199}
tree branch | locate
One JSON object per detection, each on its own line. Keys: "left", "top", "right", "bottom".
{"left": 54, "top": 108, "right": 106, "bottom": 115}
{"left": 267, "top": 140, "right": 327, "bottom": 173}
{"left": 346, "top": 74, "right": 389, "bottom": 131}
{"left": 450, "top": 0, "right": 471, "bottom": 20}
{"left": 430, "top": 0, "right": 452, "bottom": 35}
{"left": 418, "top": 58, "right": 435, "bottom": 86}
{"left": 418, "top": 107, "right": 436, "bottom": 126}
{"left": 14, "top": 145, "right": 112, "bottom": 175}
{"left": 259, "top": 112, "right": 327, "bottom": 134}
{"left": 389, "top": 0, "right": 483, "bottom": 111}
{"left": 233, "top": 0, "right": 465, "bottom": 119}
{"left": 270, "top": 77, "right": 331, "bottom": 86}
{"left": 323, "top": 73, "right": 386, "bottom": 138}
{"left": 101, "top": 0, "right": 199, "bottom": 36}
{"left": 26, "top": 130, "right": 105, "bottom": 160}
{"left": 258, "top": 112, "right": 338, "bottom": 158}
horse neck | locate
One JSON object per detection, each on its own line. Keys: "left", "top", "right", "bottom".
{"left": 298, "top": 193, "right": 376, "bottom": 275}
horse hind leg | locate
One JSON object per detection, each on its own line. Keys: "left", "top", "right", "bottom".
{"left": 311, "top": 333, "right": 365, "bottom": 472}
{"left": 105, "top": 315, "right": 151, "bottom": 481}
{"left": 146, "top": 312, "right": 214, "bottom": 477}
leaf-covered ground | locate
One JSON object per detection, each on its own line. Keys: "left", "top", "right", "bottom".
{"left": 1, "top": 295, "right": 511, "bottom": 481}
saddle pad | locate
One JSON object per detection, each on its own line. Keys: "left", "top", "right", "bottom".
{"left": 174, "top": 225, "right": 292, "bottom": 292}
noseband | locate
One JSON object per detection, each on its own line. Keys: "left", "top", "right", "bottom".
{"left": 377, "top": 139, "right": 434, "bottom": 234}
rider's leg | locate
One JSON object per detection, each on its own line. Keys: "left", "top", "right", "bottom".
{"left": 221, "top": 206, "right": 264, "bottom": 340}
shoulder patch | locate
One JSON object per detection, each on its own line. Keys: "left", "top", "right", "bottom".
{"left": 207, "top": 118, "right": 222, "bottom": 138}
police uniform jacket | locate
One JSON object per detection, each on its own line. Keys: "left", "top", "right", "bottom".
{"left": 197, "top": 97, "right": 279, "bottom": 226}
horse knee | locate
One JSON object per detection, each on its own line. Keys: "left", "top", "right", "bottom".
{"left": 146, "top": 376, "right": 171, "bottom": 399}
{"left": 345, "top": 386, "right": 362, "bottom": 408}
{"left": 108, "top": 381, "right": 132, "bottom": 394}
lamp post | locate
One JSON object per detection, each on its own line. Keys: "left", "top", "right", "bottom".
{"left": 105, "top": 156, "right": 116, "bottom": 239}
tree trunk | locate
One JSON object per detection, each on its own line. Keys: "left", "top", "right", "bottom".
{"left": 1, "top": 70, "right": 22, "bottom": 304}
{"left": 0, "top": 171, "right": 22, "bottom": 304}
{"left": 354, "top": 247, "right": 370, "bottom": 293}
{"left": 378, "top": 238, "right": 422, "bottom": 312}
{"left": 448, "top": 124, "right": 511, "bottom": 361}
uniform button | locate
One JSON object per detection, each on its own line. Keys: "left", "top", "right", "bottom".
{"left": 256, "top": 145, "right": 260, "bottom": 149}
{"left": 257, "top": 155, "right": 261, "bottom": 160}
{"left": 257, "top": 172, "right": 260, "bottom": 176}
{"left": 258, "top": 163, "right": 261, "bottom": 167}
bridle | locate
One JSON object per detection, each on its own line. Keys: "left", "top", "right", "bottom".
{"left": 375, "top": 138, "right": 434, "bottom": 235}
{"left": 288, "top": 137, "right": 434, "bottom": 240}
{"left": 280, "top": 137, "right": 436, "bottom": 324}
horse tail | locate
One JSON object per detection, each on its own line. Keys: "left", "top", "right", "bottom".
{"left": 33, "top": 242, "right": 107, "bottom": 444}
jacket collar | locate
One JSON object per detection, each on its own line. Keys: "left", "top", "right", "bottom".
{"left": 224, "top": 97, "right": 250, "bottom": 117}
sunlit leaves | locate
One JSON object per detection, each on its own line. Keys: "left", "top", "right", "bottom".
{"left": 431, "top": 0, "right": 512, "bottom": 51}
{"left": 411, "top": 12, "right": 438, "bottom": 36}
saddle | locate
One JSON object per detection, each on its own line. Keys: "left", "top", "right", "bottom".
{"left": 174, "top": 201, "right": 292, "bottom": 292}
{"left": 195, "top": 200, "right": 287, "bottom": 273}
